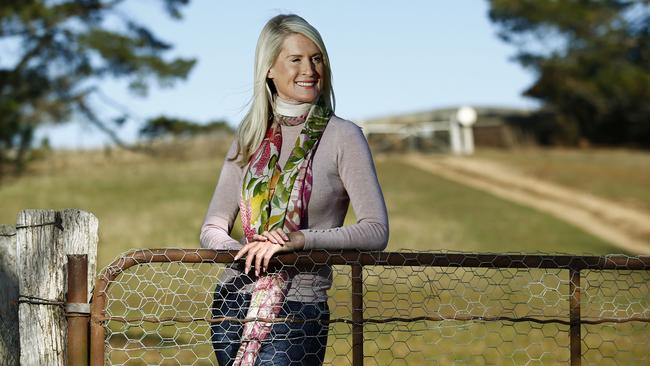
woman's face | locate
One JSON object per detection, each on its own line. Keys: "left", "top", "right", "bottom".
{"left": 268, "top": 33, "right": 324, "bottom": 104}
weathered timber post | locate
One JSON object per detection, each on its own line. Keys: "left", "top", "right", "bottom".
{"left": 16, "top": 209, "right": 98, "bottom": 366}
{"left": 0, "top": 224, "right": 19, "bottom": 366}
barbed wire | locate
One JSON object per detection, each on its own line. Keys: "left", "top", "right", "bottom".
{"left": 18, "top": 294, "right": 65, "bottom": 307}
{"left": 17, "top": 294, "right": 91, "bottom": 322}
{"left": 13, "top": 211, "right": 64, "bottom": 231}
{"left": 1, "top": 215, "right": 64, "bottom": 236}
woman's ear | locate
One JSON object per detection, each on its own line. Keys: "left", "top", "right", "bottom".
{"left": 267, "top": 68, "right": 273, "bottom": 79}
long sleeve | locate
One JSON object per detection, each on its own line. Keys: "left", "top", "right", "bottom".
{"left": 200, "top": 141, "right": 244, "bottom": 250}
{"left": 300, "top": 122, "right": 389, "bottom": 250}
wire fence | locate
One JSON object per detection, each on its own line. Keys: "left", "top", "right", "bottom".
{"left": 89, "top": 249, "right": 650, "bottom": 366}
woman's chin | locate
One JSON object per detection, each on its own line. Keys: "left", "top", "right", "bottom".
{"left": 298, "top": 92, "right": 320, "bottom": 104}
{"left": 278, "top": 90, "right": 320, "bottom": 104}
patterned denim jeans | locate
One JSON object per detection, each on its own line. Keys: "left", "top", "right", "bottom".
{"left": 211, "top": 285, "right": 330, "bottom": 366}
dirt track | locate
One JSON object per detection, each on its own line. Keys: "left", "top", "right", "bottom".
{"left": 403, "top": 154, "right": 650, "bottom": 255}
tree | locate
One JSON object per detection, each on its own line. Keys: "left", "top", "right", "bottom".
{"left": 487, "top": 0, "right": 650, "bottom": 147}
{"left": 139, "top": 116, "right": 231, "bottom": 140}
{"left": 0, "top": 0, "right": 196, "bottom": 178}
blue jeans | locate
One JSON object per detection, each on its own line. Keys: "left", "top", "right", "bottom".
{"left": 211, "top": 284, "right": 329, "bottom": 366}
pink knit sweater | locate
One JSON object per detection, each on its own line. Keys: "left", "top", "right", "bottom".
{"left": 200, "top": 114, "right": 389, "bottom": 302}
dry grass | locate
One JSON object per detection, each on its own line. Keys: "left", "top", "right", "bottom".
{"left": 2, "top": 136, "right": 648, "bottom": 364}
{"left": 1, "top": 136, "right": 623, "bottom": 269}
{"left": 474, "top": 147, "right": 650, "bottom": 213}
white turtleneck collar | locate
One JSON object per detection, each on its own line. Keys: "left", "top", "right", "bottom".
{"left": 274, "top": 96, "right": 312, "bottom": 117}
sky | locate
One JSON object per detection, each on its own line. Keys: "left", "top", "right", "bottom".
{"left": 35, "top": 0, "right": 539, "bottom": 149}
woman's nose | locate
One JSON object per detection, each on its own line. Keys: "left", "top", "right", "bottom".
{"left": 301, "top": 61, "right": 316, "bottom": 76}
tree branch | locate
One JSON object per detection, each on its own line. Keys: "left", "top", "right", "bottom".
{"left": 75, "top": 96, "right": 152, "bottom": 154}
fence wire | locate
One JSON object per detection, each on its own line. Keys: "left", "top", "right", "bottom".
{"left": 93, "top": 249, "right": 650, "bottom": 366}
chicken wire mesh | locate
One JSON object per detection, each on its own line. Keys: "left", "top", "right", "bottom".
{"left": 90, "top": 249, "right": 650, "bottom": 366}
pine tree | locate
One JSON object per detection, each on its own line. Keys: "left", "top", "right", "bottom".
{"left": 488, "top": 0, "right": 650, "bottom": 147}
{"left": 0, "top": 0, "right": 196, "bottom": 177}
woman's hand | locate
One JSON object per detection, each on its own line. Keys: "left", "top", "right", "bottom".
{"left": 234, "top": 230, "right": 305, "bottom": 276}
{"left": 252, "top": 228, "right": 289, "bottom": 246}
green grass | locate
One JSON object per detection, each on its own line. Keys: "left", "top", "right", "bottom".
{"left": 0, "top": 145, "right": 619, "bottom": 270}
{"left": 1, "top": 138, "right": 646, "bottom": 365}
{"left": 376, "top": 157, "right": 615, "bottom": 255}
{"left": 0, "top": 140, "right": 626, "bottom": 268}
{"left": 0, "top": 156, "right": 221, "bottom": 268}
{"left": 474, "top": 147, "right": 650, "bottom": 212}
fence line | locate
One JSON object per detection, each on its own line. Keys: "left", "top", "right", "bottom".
{"left": 90, "top": 248, "right": 650, "bottom": 366}
{"left": 3, "top": 209, "right": 648, "bottom": 365}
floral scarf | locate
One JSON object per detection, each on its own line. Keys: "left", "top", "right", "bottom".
{"left": 233, "top": 96, "right": 331, "bottom": 365}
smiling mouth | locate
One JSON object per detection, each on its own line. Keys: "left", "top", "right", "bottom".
{"left": 296, "top": 81, "right": 317, "bottom": 87}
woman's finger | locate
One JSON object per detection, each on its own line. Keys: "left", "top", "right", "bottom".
{"left": 244, "top": 247, "right": 255, "bottom": 274}
{"left": 274, "top": 228, "right": 289, "bottom": 242}
{"left": 255, "top": 246, "right": 268, "bottom": 276}
{"left": 267, "top": 229, "right": 286, "bottom": 246}
{"left": 234, "top": 243, "right": 252, "bottom": 261}
{"left": 261, "top": 230, "right": 279, "bottom": 244}
{"left": 244, "top": 243, "right": 263, "bottom": 274}
{"left": 252, "top": 234, "right": 268, "bottom": 242}
{"left": 262, "top": 246, "right": 278, "bottom": 273}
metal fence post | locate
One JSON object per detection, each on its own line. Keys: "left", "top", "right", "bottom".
{"left": 351, "top": 264, "right": 364, "bottom": 366}
{"left": 67, "top": 254, "right": 89, "bottom": 366}
{"left": 569, "top": 267, "right": 581, "bottom": 366}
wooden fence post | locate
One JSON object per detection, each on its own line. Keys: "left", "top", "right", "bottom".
{"left": 16, "top": 209, "right": 98, "bottom": 366}
{"left": 0, "top": 224, "right": 19, "bottom": 366}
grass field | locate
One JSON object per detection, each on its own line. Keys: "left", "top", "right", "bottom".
{"left": 375, "top": 156, "right": 615, "bottom": 255}
{"left": 2, "top": 137, "right": 648, "bottom": 365}
{"left": 0, "top": 138, "right": 623, "bottom": 269}
{"left": 474, "top": 147, "right": 650, "bottom": 212}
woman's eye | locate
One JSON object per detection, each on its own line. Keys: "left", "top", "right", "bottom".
{"left": 291, "top": 58, "right": 300, "bottom": 63}
{"left": 313, "top": 57, "right": 322, "bottom": 63}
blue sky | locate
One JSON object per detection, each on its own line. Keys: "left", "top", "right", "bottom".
{"left": 36, "top": 0, "right": 538, "bottom": 148}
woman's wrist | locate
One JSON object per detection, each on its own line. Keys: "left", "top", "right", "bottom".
{"left": 287, "top": 231, "right": 305, "bottom": 250}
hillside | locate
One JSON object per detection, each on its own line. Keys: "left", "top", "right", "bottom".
{"left": 1, "top": 134, "right": 635, "bottom": 268}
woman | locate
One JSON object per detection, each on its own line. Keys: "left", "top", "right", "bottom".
{"left": 200, "top": 14, "right": 388, "bottom": 366}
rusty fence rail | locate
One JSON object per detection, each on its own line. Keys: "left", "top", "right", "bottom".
{"left": 86, "top": 249, "right": 650, "bottom": 365}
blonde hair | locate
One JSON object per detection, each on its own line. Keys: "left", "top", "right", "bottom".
{"left": 231, "top": 14, "right": 335, "bottom": 166}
